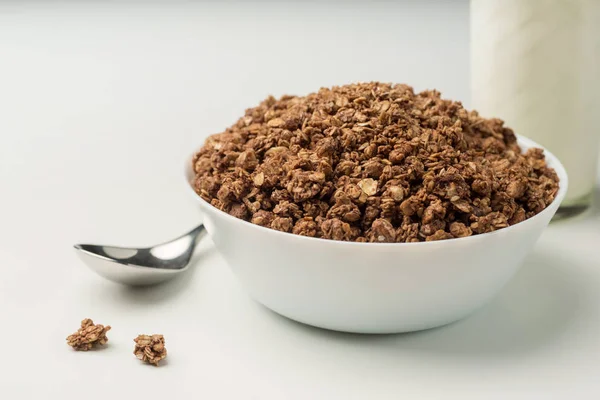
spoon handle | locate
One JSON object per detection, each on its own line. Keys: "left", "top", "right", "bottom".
{"left": 157, "top": 223, "right": 206, "bottom": 247}
{"left": 189, "top": 224, "right": 207, "bottom": 245}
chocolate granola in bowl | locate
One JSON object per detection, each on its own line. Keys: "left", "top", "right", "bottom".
{"left": 191, "top": 82, "right": 559, "bottom": 243}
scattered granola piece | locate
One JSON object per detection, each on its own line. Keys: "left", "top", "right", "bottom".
{"left": 134, "top": 334, "right": 167, "bottom": 366}
{"left": 66, "top": 318, "right": 111, "bottom": 351}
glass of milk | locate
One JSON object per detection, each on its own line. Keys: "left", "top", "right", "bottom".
{"left": 471, "top": 0, "right": 599, "bottom": 216}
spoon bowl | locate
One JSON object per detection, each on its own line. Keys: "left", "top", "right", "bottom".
{"left": 74, "top": 225, "right": 206, "bottom": 285}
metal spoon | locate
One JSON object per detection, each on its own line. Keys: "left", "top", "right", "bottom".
{"left": 74, "top": 224, "right": 206, "bottom": 286}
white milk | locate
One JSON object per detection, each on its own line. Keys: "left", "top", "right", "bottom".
{"left": 471, "top": 0, "right": 599, "bottom": 209}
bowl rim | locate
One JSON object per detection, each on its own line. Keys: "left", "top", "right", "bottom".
{"left": 184, "top": 135, "right": 569, "bottom": 248}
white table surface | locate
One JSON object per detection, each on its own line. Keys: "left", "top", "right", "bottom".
{"left": 1, "top": 2, "right": 600, "bottom": 399}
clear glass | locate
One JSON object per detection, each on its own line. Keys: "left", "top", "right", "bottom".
{"left": 470, "top": 0, "right": 600, "bottom": 217}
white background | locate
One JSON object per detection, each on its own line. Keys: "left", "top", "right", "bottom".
{"left": 1, "top": 1, "right": 599, "bottom": 399}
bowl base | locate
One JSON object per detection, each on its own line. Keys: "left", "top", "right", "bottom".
{"left": 259, "top": 302, "right": 474, "bottom": 335}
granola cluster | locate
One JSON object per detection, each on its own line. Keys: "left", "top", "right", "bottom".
{"left": 66, "top": 318, "right": 111, "bottom": 351}
{"left": 134, "top": 334, "right": 167, "bottom": 366}
{"left": 192, "top": 82, "right": 559, "bottom": 242}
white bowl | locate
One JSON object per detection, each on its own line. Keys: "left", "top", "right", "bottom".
{"left": 185, "top": 136, "right": 568, "bottom": 334}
